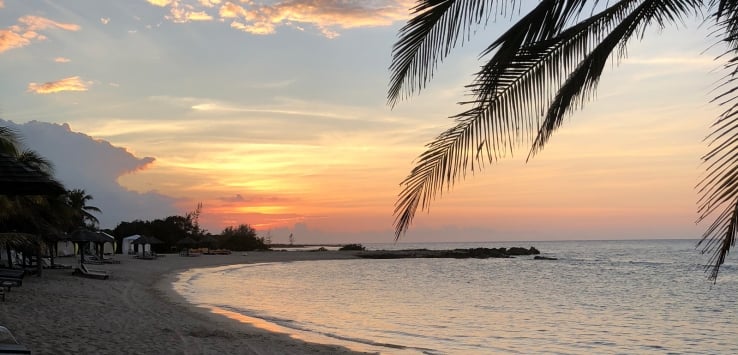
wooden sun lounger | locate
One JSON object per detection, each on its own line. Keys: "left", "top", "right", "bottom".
{"left": 73, "top": 264, "right": 110, "bottom": 280}
{"left": 0, "top": 270, "right": 24, "bottom": 279}
{"left": 0, "top": 326, "right": 30, "bottom": 354}
{"left": 0, "top": 270, "right": 23, "bottom": 288}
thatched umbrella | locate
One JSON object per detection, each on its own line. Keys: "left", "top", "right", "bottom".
{"left": 0, "top": 232, "right": 38, "bottom": 269}
{"left": 199, "top": 235, "right": 218, "bottom": 249}
{"left": 42, "top": 232, "right": 69, "bottom": 268}
{"left": 176, "top": 237, "right": 197, "bottom": 255}
{"left": 95, "top": 231, "right": 115, "bottom": 260}
{"left": 69, "top": 229, "right": 104, "bottom": 264}
{"left": 0, "top": 153, "right": 65, "bottom": 195}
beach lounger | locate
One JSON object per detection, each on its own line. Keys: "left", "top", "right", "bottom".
{"left": 0, "top": 270, "right": 24, "bottom": 279}
{"left": 0, "top": 326, "right": 30, "bottom": 354}
{"left": 0, "top": 270, "right": 23, "bottom": 288}
{"left": 73, "top": 264, "right": 110, "bottom": 280}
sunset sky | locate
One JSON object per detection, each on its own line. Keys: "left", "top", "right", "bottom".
{"left": 0, "top": 1, "right": 725, "bottom": 243}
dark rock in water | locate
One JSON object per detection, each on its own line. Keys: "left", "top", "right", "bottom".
{"left": 356, "top": 247, "right": 541, "bottom": 260}
{"left": 507, "top": 247, "right": 540, "bottom": 255}
{"left": 534, "top": 256, "right": 557, "bottom": 260}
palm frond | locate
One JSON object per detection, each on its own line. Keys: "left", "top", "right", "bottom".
{"left": 530, "top": 0, "right": 700, "bottom": 155}
{"left": 388, "top": 0, "right": 521, "bottom": 106}
{"left": 394, "top": 0, "right": 699, "bottom": 238}
{"left": 0, "top": 233, "right": 39, "bottom": 249}
{"left": 712, "top": 0, "right": 738, "bottom": 46}
{"left": 697, "top": 28, "right": 738, "bottom": 280}
{"left": 395, "top": 0, "right": 642, "bottom": 237}
{"left": 17, "top": 149, "right": 55, "bottom": 175}
{"left": 0, "top": 126, "right": 20, "bottom": 156}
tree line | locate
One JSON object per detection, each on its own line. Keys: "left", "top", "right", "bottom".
{"left": 0, "top": 126, "right": 267, "bottom": 260}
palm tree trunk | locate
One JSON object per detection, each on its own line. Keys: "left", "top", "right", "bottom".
{"left": 49, "top": 242, "right": 56, "bottom": 267}
{"left": 36, "top": 243, "right": 42, "bottom": 277}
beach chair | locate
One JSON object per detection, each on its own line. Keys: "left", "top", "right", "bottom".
{"left": 0, "top": 326, "right": 30, "bottom": 354}
{"left": 73, "top": 264, "right": 110, "bottom": 280}
{"left": 0, "top": 270, "right": 23, "bottom": 288}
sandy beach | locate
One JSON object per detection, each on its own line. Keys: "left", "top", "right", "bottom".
{"left": 0, "top": 251, "right": 370, "bottom": 355}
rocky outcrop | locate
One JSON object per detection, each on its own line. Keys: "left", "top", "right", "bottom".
{"left": 356, "top": 247, "right": 541, "bottom": 260}
{"left": 534, "top": 255, "right": 557, "bottom": 260}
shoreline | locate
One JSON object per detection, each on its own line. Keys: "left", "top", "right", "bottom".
{"left": 0, "top": 251, "right": 371, "bottom": 355}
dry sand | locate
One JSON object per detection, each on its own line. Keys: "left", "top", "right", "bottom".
{"left": 0, "top": 251, "right": 372, "bottom": 355}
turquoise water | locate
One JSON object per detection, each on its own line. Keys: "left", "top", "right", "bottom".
{"left": 173, "top": 240, "right": 738, "bottom": 354}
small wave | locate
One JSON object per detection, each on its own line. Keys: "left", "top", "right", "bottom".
{"left": 212, "top": 304, "right": 438, "bottom": 354}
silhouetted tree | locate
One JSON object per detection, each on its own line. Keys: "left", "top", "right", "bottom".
{"left": 65, "top": 189, "right": 101, "bottom": 230}
{"left": 220, "top": 224, "right": 267, "bottom": 251}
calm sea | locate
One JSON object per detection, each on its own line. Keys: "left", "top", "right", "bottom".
{"left": 172, "top": 240, "right": 738, "bottom": 354}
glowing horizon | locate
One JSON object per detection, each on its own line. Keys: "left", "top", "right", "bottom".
{"left": 0, "top": 1, "right": 719, "bottom": 243}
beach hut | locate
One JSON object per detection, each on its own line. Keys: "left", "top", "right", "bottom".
{"left": 121, "top": 235, "right": 141, "bottom": 255}
{"left": 131, "top": 235, "right": 163, "bottom": 258}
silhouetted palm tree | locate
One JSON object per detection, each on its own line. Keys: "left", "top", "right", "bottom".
{"left": 65, "top": 189, "right": 101, "bottom": 229}
{"left": 389, "top": 1, "right": 737, "bottom": 279}
{"left": 0, "top": 126, "right": 66, "bottom": 271}
{"left": 0, "top": 127, "right": 20, "bottom": 155}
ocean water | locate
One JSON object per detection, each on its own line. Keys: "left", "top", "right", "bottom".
{"left": 173, "top": 240, "right": 738, "bottom": 354}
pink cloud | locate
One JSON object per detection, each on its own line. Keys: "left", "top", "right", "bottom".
{"left": 147, "top": 0, "right": 410, "bottom": 37}
{"left": 0, "top": 30, "right": 31, "bottom": 53}
{"left": 27, "top": 76, "right": 91, "bottom": 94}
{"left": 18, "top": 15, "right": 81, "bottom": 31}
{"left": 0, "top": 15, "right": 80, "bottom": 53}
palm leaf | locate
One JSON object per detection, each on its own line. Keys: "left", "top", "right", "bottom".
{"left": 395, "top": 0, "right": 644, "bottom": 237}
{"left": 17, "top": 149, "right": 55, "bottom": 176}
{"left": 697, "top": 19, "right": 738, "bottom": 279}
{"left": 394, "top": 0, "right": 700, "bottom": 238}
{"left": 0, "top": 126, "right": 20, "bottom": 156}
{"left": 388, "top": 0, "right": 518, "bottom": 106}
{"left": 530, "top": 0, "right": 699, "bottom": 156}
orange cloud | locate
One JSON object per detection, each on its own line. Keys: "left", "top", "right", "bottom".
{"left": 199, "top": 0, "right": 222, "bottom": 8}
{"left": 0, "top": 30, "right": 31, "bottom": 53}
{"left": 54, "top": 57, "right": 70, "bottom": 63}
{"left": 164, "top": 1, "right": 215, "bottom": 23}
{"left": 148, "top": 0, "right": 410, "bottom": 36}
{"left": 146, "top": 0, "right": 173, "bottom": 7}
{"left": 27, "top": 76, "right": 91, "bottom": 94}
{"left": 219, "top": 2, "right": 248, "bottom": 18}
{"left": 0, "top": 1, "right": 4, "bottom": 8}
{"left": 0, "top": 15, "right": 80, "bottom": 53}
{"left": 240, "top": 0, "right": 413, "bottom": 37}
